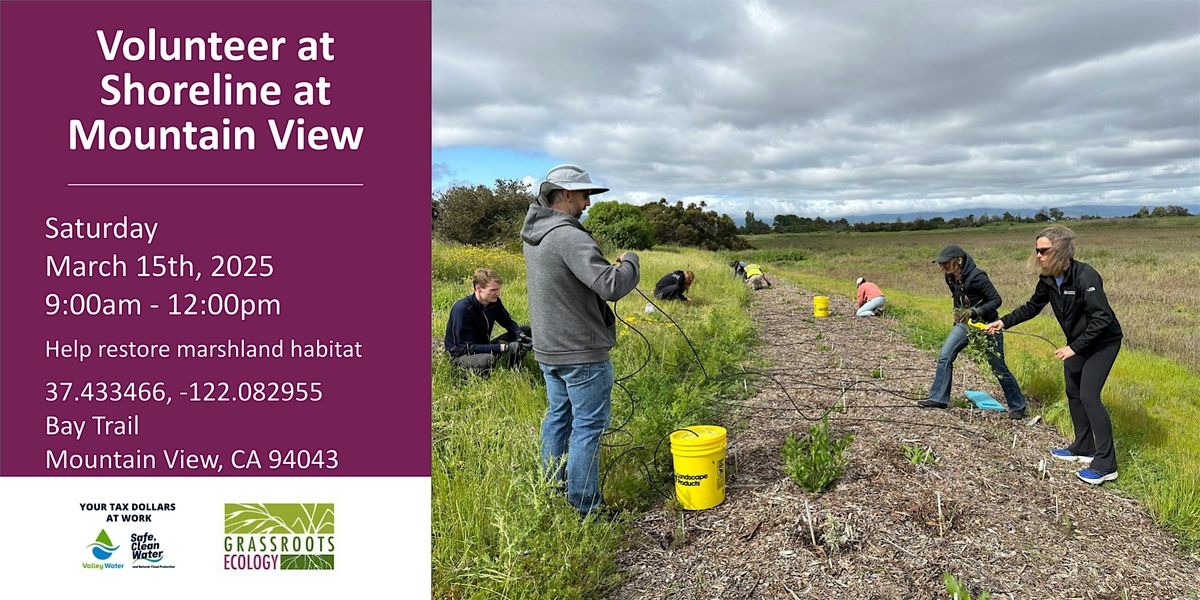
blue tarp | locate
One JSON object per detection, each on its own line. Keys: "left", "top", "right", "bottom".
{"left": 964, "top": 390, "right": 1006, "bottom": 412}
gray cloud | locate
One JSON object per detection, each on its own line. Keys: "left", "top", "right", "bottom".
{"left": 433, "top": 1, "right": 1200, "bottom": 217}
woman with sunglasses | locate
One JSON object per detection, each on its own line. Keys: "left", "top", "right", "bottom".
{"left": 986, "top": 225, "right": 1123, "bottom": 485}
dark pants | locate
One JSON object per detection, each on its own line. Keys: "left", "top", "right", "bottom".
{"left": 451, "top": 326, "right": 532, "bottom": 375}
{"left": 1064, "top": 341, "right": 1121, "bottom": 474}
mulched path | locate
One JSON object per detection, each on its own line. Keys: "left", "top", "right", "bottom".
{"left": 613, "top": 277, "right": 1200, "bottom": 599}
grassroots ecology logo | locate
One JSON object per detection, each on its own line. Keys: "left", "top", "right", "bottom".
{"left": 223, "top": 503, "right": 334, "bottom": 570}
{"left": 83, "top": 529, "right": 123, "bottom": 570}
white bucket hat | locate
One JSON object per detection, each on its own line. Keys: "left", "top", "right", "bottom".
{"left": 855, "top": 277, "right": 866, "bottom": 286}
{"left": 536, "top": 163, "right": 610, "bottom": 206}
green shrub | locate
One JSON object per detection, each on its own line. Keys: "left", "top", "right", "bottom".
{"left": 583, "top": 201, "right": 656, "bottom": 250}
{"left": 434, "top": 179, "right": 532, "bottom": 246}
{"left": 782, "top": 419, "right": 853, "bottom": 492}
{"left": 640, "top": 199, "right": 749, "bottom": 251}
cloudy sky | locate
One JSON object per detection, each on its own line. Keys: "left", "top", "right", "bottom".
{"left": 433, "top": 1, "right": 1200, "bottom": 219}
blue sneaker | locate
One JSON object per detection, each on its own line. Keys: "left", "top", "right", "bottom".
{"left": 1049, "top": 448, "right": 1093, "bottom": 464}
{"left": 1077, "top": 468, "right": 1118, "bottom": 485}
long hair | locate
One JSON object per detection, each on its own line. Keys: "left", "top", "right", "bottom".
{"left": 939, "top": 256, "right": 964, "bottom": 277}
{"left": 1028, "top": 225, "right": 1075, "bottom": 276}
{"left": 682, "top": 271, "right": 695, "bottom": 289}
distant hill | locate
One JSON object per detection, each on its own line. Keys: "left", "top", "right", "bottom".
{"left": 732, "top": 204, "right": 1199, "bottom": 226}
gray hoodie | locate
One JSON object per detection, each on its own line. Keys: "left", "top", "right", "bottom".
{"left": 521, "top": 205, "right": 640, "bottom": 365}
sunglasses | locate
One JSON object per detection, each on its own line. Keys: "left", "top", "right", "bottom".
{"left": 1035, "top": 246, "right": 1053, "bottom": 255}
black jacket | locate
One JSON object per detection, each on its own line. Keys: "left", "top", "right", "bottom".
{"left": 443, "top": 294, "right": 521, "bottom": 357}
{"left": 942, "top": 250, "right": 1002, "bottom": 322}
{"left": 1000, "top": 260, "right": 1122, "bottom": 353}
{"left": 654, "top": 270, "right": 689, "bottom": 301}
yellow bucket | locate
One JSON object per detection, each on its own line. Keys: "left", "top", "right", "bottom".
{"left": 813, "top": 295, "right": 830, "bottom": 318}
{"left": 670, "top": 426, "right": 727, "bottom": 510}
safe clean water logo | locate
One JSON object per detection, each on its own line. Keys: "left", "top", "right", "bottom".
{"left": 223, "top": 503, "right": 334, "bottom": 570}
{"left": 83, "top": 529, "right": 123, "bottom": 570}
{"left": 130, "top": 531, "right": 174, "bottom": 568}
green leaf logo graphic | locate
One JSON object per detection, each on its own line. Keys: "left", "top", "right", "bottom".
{"left": 224, "top": 504, "right": 334, "bottom": 534}
{"left": 95, "top": 529, "right": 113, "bottom": 546}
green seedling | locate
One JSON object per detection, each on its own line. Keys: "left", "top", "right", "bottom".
{"left": 944, "top": 572, "right": 991, "bottom": 600}
{"left": 902, "top": 444, "right": 938, "bottom": 466}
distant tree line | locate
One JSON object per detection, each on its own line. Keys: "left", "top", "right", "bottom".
{"left": 741, "top": 205, "right": 1192, "bottom": 234}
{"left": 432, "top": 180, "right": 748, "bottom": 250}
{"left": 1128, "top": 205, "right": 1192, "bottom": 219}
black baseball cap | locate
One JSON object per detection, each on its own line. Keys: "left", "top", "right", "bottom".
{"left": 932, "top": 244, "right": 965, "bottom": 263}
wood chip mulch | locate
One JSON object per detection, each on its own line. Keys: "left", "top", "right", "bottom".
{"left": 612, "top": 277, "right": 1200, "bottom": 599}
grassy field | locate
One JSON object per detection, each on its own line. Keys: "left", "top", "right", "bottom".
{"left": 431, "top": 241, "right": 756, "bottom": 599}
{"left": 743, "top": 216, "right": 1200, "bottom": 550}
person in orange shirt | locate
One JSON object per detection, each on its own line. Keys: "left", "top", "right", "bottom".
{"left": 855, "top": 277, "right": 885, "bottom": 317}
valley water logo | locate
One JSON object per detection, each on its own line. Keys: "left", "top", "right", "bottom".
{"left": 130, "top": 531, "right": 175, "bottom": 569}
{"left": 224, "top": 503, "right": 334, "bottom": 570}
{"left": 83, "top": 529, "right": 123, "bottom": 570}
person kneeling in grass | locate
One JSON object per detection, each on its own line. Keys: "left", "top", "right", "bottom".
{"left": 443, "top": 268, "right": 532, "bottom": 376}
{"left": 987, "top": 226, "right": 1122, "bottom": 486}
{"left": 654, "top": 270, "right": 694, "bottom": 301}
{"left": 744, "top": 263, "right": 773, "bottom": 290}
{"left": 854, "top": 277, "right": 885, "bottom": 317}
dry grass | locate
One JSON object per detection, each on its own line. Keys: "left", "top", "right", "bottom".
{"left": 748, "top": 217, "right": 1200, "bottom": 371}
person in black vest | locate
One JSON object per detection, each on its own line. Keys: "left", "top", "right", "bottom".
{"left": 653, "top": 270, "right": 694, "bottom": 301}
{"left": 443, "top": 268, "right": 532, "bottom": 375}
{"left": 987, "top": 226, "right": 1123, "bottom": 485}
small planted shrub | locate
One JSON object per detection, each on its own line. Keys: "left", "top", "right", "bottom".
{"left": 782, "top": 418, "right": 853, "bottom": 493}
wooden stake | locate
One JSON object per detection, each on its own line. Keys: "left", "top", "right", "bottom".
{"left": 805, "top": 498, "right": 817, "bottom": 547}
{"left": 936, "top": 492, "right": 945, "bottom": 537}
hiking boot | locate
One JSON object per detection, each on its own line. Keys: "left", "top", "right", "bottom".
{"left": 917, "top": 399, "right": 948, "bottom": 409}
{"left": 1008, "top": 409, "right": 1026, "bottom": 420}
{"left": 1077, "top": 468, "right": 1117, "bottom": 485}
{"left": 1050, "top": 448, "right": 1094, "bottom": 464}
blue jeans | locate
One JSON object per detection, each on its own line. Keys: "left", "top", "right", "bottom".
{"left": 539, "top": 361, "right": 614, "bottom": 513}
{"left": 927, "top": 323, "right": 1026, "bottom": 411}
{"left": 856, "top": 295, "right": 885, "bottom": 317}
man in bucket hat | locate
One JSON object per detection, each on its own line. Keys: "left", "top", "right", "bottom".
{"left": 521, "top": 164, "right": 640, "bottom": 516}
